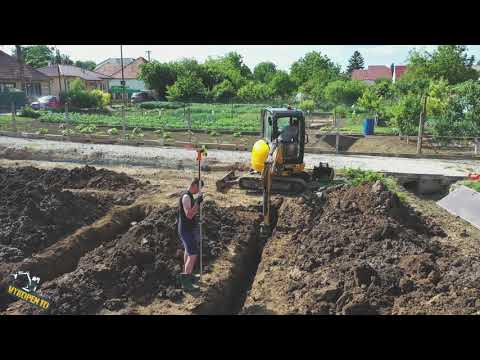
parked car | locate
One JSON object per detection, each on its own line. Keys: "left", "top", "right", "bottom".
{"left": 131, "top": 91, "right": 154, "bottom": 104}
{"left": 30, "top": 96, "right": 60, "bottom": 110}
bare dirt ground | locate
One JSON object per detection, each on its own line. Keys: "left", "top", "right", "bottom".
{"left": 1, "top": 158, "right": 480, "bottom": 315}
{"left": 242, "top": 183, "right": 480, "bottom": 315}
{"left": 0, "top": 159, "right": 263, "bottom": 315}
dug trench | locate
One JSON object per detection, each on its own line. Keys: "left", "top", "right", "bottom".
{"left": 0, "top": 165, "right": 153, "bottom": 311}
{"left": 1, "top": 191, "right": 282, "bottom": 315}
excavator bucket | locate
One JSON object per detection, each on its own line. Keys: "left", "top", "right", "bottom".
{"left": 216, "top": 170, "right": 239, "bottom": 193}
{"left": 312, "top": 162, "right": 335, "bottom": 182}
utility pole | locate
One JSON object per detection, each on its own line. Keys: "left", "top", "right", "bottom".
{"left": 120, "top": 45, "right": 127, "bottom": 135}
{"left": 416, "top": 95, "right": 428, "bottom": 154}
{"left": 146, "top": 50, "right": 151, "bottom": 62}
{"left": 54, "top": 46, "right": 62, "bottom": 96}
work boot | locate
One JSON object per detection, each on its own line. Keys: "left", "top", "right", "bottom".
{"left": 179, "top": 274, "right": 199, "bottom": 292}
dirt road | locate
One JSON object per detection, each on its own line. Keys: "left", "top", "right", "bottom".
{"left": 0, "top": 137, "right": 479, "bottom": 176}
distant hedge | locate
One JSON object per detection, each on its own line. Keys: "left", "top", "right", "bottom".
{"left": 138, "top": 101, "right": 184, "bottom": 110}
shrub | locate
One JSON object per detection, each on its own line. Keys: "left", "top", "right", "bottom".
{"left": 388, "top": 93, "right": 422, "bottom": 135}
{"left": 139, "top": 101, "right": 183, "bottom": 110}
{"left": 21, "top": 106, "right": 41, "bottom": 119}
{"left": 107, "top": 128, "right": 119, "bottom": 136}
{"left": 90, "top": 89, "right": 111, "bottom": 107}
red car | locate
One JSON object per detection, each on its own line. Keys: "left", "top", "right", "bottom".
{"left": 30, "top": 96, "right": 60, "bottom": 110}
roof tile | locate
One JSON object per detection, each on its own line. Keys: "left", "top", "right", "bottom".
{"left": 0, "top": 50, "right": 49, "bottom": 82}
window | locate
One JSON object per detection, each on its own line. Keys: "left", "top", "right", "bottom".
{"left": 26, "top": 83, "right": 42, "bottom": 97}
{"left": 0, "top": 83, "right": 16, "bottom": 92}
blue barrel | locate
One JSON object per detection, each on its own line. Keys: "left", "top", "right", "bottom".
{"left": 363, "top": 118, "right": 375, "bottom": 135}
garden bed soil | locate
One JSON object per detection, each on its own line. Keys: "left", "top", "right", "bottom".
{"left": 1, "top": 118, "right": 478, "bottom": 157}
{"left": 242, "top": 183, "right": 480, "bottom": 315}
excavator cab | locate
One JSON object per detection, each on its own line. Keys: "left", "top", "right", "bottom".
{"left": 261, "top": 106, "right": 307, "bottom": 168}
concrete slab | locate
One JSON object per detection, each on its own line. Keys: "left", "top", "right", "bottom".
{"left": 437, "top": 186, "right": 480, "bottom": 230}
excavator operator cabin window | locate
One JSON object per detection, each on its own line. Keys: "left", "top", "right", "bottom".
{"left": 265, "top": 115, "right": 273, "bottom": 140}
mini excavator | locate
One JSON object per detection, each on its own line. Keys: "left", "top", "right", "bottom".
{"left": 216, "top": 106, "right": 336, "bottom": 236}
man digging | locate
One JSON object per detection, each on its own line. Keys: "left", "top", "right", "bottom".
{"left": 177, "top": 178, "right": 204, "bottom": 291}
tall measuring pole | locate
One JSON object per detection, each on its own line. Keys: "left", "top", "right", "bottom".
{"left": 120, "top": 45, "right": 127, "bottom": 134}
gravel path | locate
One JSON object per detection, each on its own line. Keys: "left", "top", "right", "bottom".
{"left": 0, "top": 136, "right": 478, "bottom": 176}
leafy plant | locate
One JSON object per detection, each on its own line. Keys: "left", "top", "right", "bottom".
{"left": 75, "top": 124, "right": 97, "bottom": 134}
{"left": 21, "top": 106, "right": 41, "bottom": 119}
{"left": 107, "top": 128, "right": 119, "bottom": 136}
{"left": 341, "top": 168, "right": 405, "bottom": 200}
{"left": 131, "top": 127, "right": 144, "bottom": 138}
{"left": 36, "top": 128, "right": 49, "bottom": 135}
{"left": 61, "top": 129, "right": 75, "bottom": 136}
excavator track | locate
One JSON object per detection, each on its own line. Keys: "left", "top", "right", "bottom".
{"left": 239, "top": 174, "right": 307, "bottom": 195}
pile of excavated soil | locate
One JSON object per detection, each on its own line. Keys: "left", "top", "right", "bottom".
{"left": 10, "top": 201, "right": 256, "bottom": 315}
{"left": 0, "top": 166, "right": 145, "bottom": 262}
{"left": 0, "top": 165, "right": 145, "bottom": 191}
{"left": 244, "top": 182, "right": 480, "bottom": 315}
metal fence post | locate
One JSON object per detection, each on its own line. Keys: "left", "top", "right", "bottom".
{"left": 11, "top": 101, "right": 17, "bottom": 132}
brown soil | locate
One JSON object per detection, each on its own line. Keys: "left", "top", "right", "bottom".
{"left": 0, "top": 165, "right": 145, "bottom": 261}
{"left": 2, "top": 120, "right": 478, "bottom": 157}
{"left": 4, "top": 201, "right": 260, "bottom": 315}
{"left": 243, "top": 182, "right": 480, "bottom": 315}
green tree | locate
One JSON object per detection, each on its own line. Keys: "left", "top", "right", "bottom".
{"left": 166, "top": 72, "right": 207, "bottom": 102}
{"left": 269, "top": 70, "right": 295, "bottom": 99}
{"left": 138, "top": 61, "right": 176, "bottom": 100}
{"left": 291, "top": 51, "right": 342, "bottom": 102}
{"left": 211, "top": 79, "right": 236, "bottom": 102}
{"left": 388, "top": 93, "right": 423, "bottom": 135}
{"left": 237, "top": 81, "right": 273, "bottom": 102}
{"left": 75, "top": 60, "right": 96, "bottom": 71}
{"left": 429, "top": 80, "right": 480, "bottom": 138}
{"left": 53, "top": 49, "right": 73, "bottom": 65}
{"left": 346, "top": 51, "right": 365, "bottom": 75}
{"left": 323, "top": 80, "right": 366, "bottom": 107}
{"left": 12, "top": 45, "right": 53, "bottom": 68}
{"left": 253, "top": 62, "right": 277, "bottom": 83}
{"left": 290, "top": 51, "right": 341, "bottom": 87}
{"left": 405, "top": 45, "right": 478, "bottom": 85}
{"left": 203, "top": 52, "right": 250, "bottom": 90}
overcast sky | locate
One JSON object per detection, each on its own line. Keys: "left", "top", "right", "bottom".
{"left": 3, "top": 45, "right": 480, "bottom": 71}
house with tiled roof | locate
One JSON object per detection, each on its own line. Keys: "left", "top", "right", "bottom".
{"left": 0, "top": 49, "right": 50, "bottom": 98}
{"left": 352, "top": 64, "right": 408, "bottom": 84}
{"left": 95, "top": 57, "right": 148, "bottom": 99}
{"left": 37, "top": 64, "right": 111, "bottom": 97}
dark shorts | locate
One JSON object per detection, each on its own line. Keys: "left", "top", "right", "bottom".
{"left": 178, "top": 223, "right": 200, "bottom": 256}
